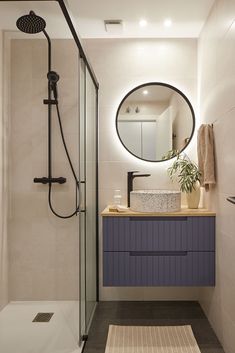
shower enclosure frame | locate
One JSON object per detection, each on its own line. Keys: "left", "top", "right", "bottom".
{"left": 0, "top": 0, "right": 99, "bottom": 347}
{"left": 56, "top": 0, "right": 100, "bottom": 342}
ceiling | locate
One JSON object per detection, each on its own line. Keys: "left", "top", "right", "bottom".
{"left": 0, "top": 0, "right": 215, "bottom": 38}
{"left": 0, "top": 1, "right": 71, "bottom": 37}
{"left": 68, "top": 0, "right": 215, "bottom": 38}
{"left": 127, "top": 86, "right": 173, "bottom": 103}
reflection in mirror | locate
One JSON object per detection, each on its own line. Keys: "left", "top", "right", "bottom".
{"left": 116, "top": 83, "right": 195, "bottom": 162}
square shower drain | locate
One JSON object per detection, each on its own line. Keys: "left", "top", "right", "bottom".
{"left": 32, "top": 312, "right": 54, "bottom": 322}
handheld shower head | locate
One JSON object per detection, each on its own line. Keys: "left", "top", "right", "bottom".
{"left": 47, "top": 71, "right": 60, "bottom": 84}
{"left": 16, "top": 11, "right": 46, "bottom": 34}
{"left": 47, "top": 71, "right": 60, "bottom": 99}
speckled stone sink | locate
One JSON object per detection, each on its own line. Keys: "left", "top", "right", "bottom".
{"left": 130, "top": 190, "right": 181, "bottom": 213}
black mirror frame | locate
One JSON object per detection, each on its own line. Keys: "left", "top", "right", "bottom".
{"left": 116, "top": 82, "right": 196, "bottom": 162}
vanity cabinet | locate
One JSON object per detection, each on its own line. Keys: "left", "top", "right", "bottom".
{"left": 102, "top": 213, "right": 215, "bottom": 287}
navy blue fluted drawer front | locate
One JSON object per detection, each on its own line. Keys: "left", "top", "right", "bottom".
{"left": 103, "top": 216, "right": 215, "bottom": 252}
{"left": 103, "top": 251, "right": 215, "bottom": 286}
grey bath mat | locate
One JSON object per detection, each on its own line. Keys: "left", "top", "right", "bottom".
{"left": 105, "top": 325, "right": 201, "bottom": 353}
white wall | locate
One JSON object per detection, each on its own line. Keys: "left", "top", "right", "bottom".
{"left": 120, "top": 101, "right": 168, "bottom": 116}
{"left": 171, "top": 92, "right": 193, "bottom": 151}
{"left": 84, "top": 38, "right": 199, "bottom": 300}
{"left": 8, "top": 39, "right": 79, "bottom": 300}
{"left": 0, "top": 30, "right": 8, "bottom": 310}
{"left": 199, "top": 1, "right": 235, "bottom": 352}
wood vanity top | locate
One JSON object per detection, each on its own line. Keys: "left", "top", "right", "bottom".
{"left": 101, "top": 206, "right": 216, "bottom": 217}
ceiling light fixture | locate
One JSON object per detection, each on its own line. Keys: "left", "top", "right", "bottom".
{"left": 139, "top": 19, "right": 147, "bottom": 27}
{"left": 164, "top": 18, "right": 172, "bottom": 27}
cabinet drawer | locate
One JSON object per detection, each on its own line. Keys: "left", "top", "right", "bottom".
{"left": 103, "top": 216, "right": 215, "bottom": 252}
{"left": 103, "top": 251, "right": 215, "bottom": 287}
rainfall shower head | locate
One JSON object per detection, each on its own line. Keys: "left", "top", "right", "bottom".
{"left": 16, "top": 11, "right": 46, "bottom": 34}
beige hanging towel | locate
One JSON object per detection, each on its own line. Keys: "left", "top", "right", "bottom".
{"left": 197, "top": 124, "right": 216, "bottom": 190}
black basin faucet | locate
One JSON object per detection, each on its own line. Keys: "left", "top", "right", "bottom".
{"left": 127, "top": 171, "right": 151, "bottom": 207}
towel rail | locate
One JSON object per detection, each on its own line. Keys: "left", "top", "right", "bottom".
{"left": 227, "top": 197, "right": 235, "bottom": 205}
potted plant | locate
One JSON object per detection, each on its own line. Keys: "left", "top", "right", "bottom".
{"left": 168, "top": 153, "right": 201, "bottom": 209}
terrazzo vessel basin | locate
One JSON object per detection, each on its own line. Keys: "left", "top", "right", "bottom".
{"left": 130, "top": 190, "right": 181, "bottom": 213}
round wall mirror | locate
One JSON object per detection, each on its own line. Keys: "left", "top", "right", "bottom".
{"left": 116, "top": 83, "right": 195, "bottom": 162}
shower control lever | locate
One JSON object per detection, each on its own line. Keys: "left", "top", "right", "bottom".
{"left": 34, "top": 177, "right": 67, "bottom": 185}
{"left": 43, "top": 99, "right": 58, "bottom": 105}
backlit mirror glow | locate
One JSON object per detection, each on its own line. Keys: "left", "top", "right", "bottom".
{"left": 116, "top": 83, "right": 195, "bottom": 162}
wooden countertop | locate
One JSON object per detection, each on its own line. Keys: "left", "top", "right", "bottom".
{"left": 101, "top": 206, "right": 216, "bottom": 217}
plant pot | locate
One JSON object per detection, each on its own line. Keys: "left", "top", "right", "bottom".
{"left": 186, "top": 181, "right": 201, "bottom": 209}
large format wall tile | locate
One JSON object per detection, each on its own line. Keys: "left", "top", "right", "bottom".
{"left": 84, "top": 38, "right": 198, "bottom": 300}
{"left": 199, "top": 1, "right": 235, "bottom": 352}
{"left": 9, "top": 39, "right": 79, "bottom": 300}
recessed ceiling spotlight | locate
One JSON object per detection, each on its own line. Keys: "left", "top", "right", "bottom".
{"left": 139, "top": 19, "right": 147, "bottom": 27}
{"left": 143, "top": 90, "right": 148, "bottom": 95}
{"left": 164, "top": 18, "right": 172, "bottom": 27}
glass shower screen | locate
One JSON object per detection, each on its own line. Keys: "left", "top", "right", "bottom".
{"left": 0, "top": 1, "right": 98, "bottom": 352}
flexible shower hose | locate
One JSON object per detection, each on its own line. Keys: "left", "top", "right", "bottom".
{"left": 48, "top": 102, "right": 80, "bottom": 219}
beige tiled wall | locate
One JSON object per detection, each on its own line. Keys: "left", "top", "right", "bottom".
{"left": 0, "top": 30, "right": 8, "bottom": 310}
{"left": 199, "top": 1, "right": 235, "bottom": 352}
{"left": 9, "top": 39, "right": 79, "bottom": 300}
{"left": 84, "top": 38, "right": 199, "bottom": 300}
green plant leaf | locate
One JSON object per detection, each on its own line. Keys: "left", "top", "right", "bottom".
{"left": 167, "top": 152, "right": 201, "bottom": 193}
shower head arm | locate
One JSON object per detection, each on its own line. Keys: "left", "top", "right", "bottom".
{"left": 16, "top": 11, "right": 52, "bottom": 73}
{"left": 43, "top": 29, "right": 51, "bottom": 73}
